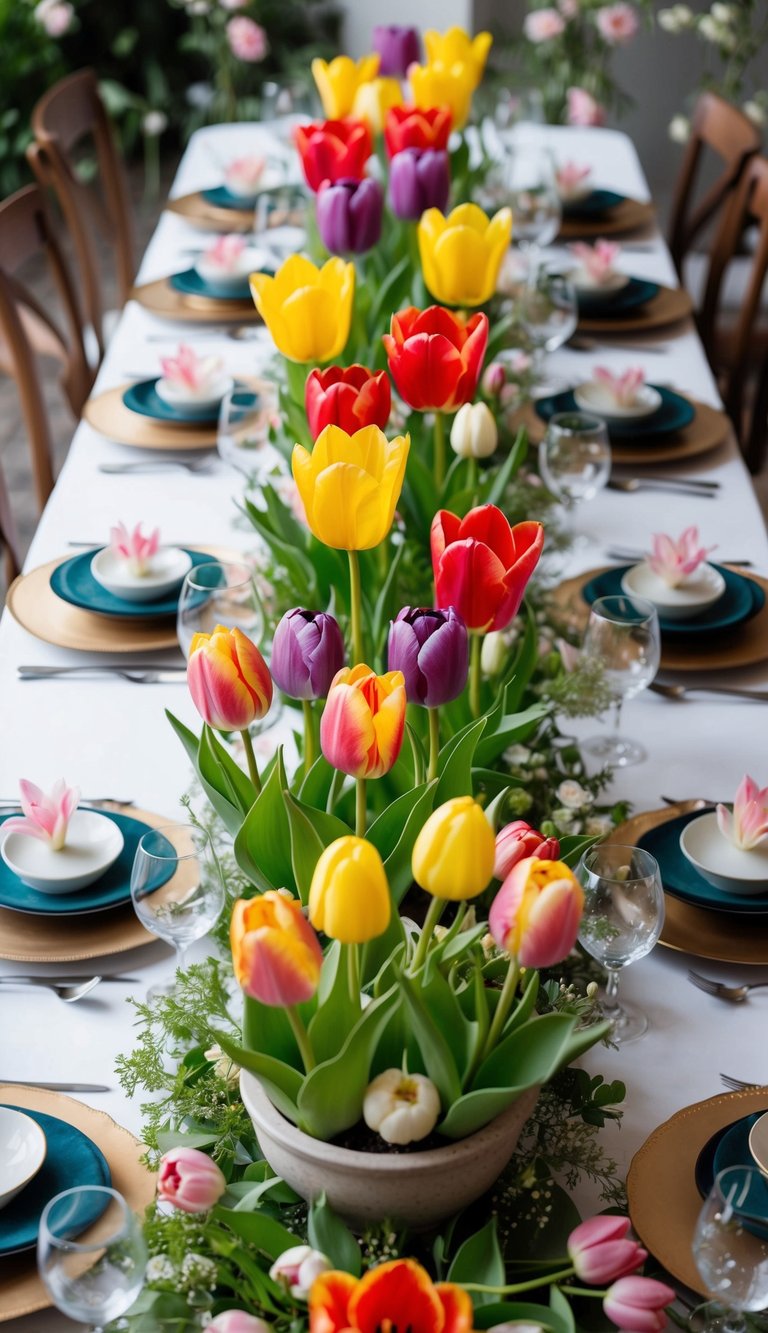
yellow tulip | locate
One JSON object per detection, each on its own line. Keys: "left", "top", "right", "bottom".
{"left": 351, "top": 77, "right": 403, "bottom": 134}
{"left": 292, "top": 424, "right": 409, "bottom": 551}
{"left": 423, "top": 27, "right": 493, "bottom": 88}
{"left": 418, "top": 203, "right": 512, "bottom": 306}
{"left": 250, "top": 255, "right": 354, "bottom": 364}
{"left": 408, "top": 60, "right": 475, "bottom": 131}
{"left": 412, "top": 796, "right": 496, "bottom": 901}
{"left": 309, "top": 835, "right": 391, "bottom": 943}
{"left": 311, "top": 54, "right": 380, "bottom": 119}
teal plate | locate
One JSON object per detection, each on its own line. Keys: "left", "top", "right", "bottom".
{"left": 535, "top": 385, "right": 695, "bottom": 440}
{"left": 582, "top": 565, "right": 764, "bottom": 636}
{"left": 50, "top": 547, "right": 211, "bottom": 619}
{"left": 577, "top": 277, "right": 659, "bottom": 318}
{"left": 202, "top": 185, "right": 254, "bottom": 210}
{"left": 638, "top": 811, "right": 768, "bottom": 915}
{"left": 0, "top": 1106, "right": 111, "bottom": 1256}
{"left": 712, "top": 1114, "right": 768, "bottom": 1239}
{"left": 123, "top": 377, "right": 225, "bottom": 425}
{"left": 0, "top": 812, "right": 174, "bottom": 915}
{"left": 562, "top": 188, "right": 624, "bottom": 217}
{"left": 170, "top": 267, "right": 253, "bottom": 301}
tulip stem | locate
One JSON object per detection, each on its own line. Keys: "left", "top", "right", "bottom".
{"left": 560, "top": 1285, "right": 607, "bottom": 1298}
{"left": 469, "top": 632, "right": 482, "bottom": 718}
{"left": 355, "top": 778, "right": 366, "bottom": 837}
{"left": 346, "top": 942, "right": 360, "bottom": 1007}
{"left": 410, "top": 895, "right": 445, "bottom": 974}
{"left": 286, "top": 1006, "right": 315, "bottom": 1073}
{"left": 433, "top": 411, "right": 446, "bottom": 492}
{"left": 467, "top": 456, "right": 479, "bottom": 496}
{"left": 302, "top": 699, "right": 316, "bottom": 772}
{"left": 483, "top": 956, "right": 520, "bottom": 1058}
{"left": 347, "top": 549, "right": 364, "bottom": 664}
{"left": 461, "top": 1267, "right": 575, "bottom": 1295}
{"left": 240, "top": 730, "right": 262, "bottom": 795}
{"left": 427, "top": 708, "right": 440, "bottom": 783}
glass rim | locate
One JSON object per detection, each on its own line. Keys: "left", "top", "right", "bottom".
{"left": 548, "top": 411, "right": 606, "bottom": 435}
{"left": 588, "top": 593, "right": 658, "bottom": 623}
{"left": 136, "top": 823, "right": 211, "bottom": 863}
{"left": 711, "top": 1163, "right": 768, "bottom": 1223}
{"left": 182, "top": 560, "right": 253, "bottom": 591}
{"left": 579, "top": 844, "right": 660, "bottom": 882}
{"left": 39, "top": 1186, "right": 131, "bottom": 1253}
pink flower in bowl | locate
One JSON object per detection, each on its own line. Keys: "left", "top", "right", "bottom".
{"left": 569, "top": 239, "right": 622, "bottom": 284}
{"left": 159, "top": 344, "right": 224, "bottom": 396}
{"left": 717, "top": 775, "right": 768, "bottom": 852}
{"left": 647, "top": 525, "right": 716, "bottom": 588}
{"left": 224, "top": 154, "right": 266, "bottom": 197}
{"left": 593, "top": 366, "right": 646, "bottom": 407}
{"left": 3, "top": 779, "right": 80, "bottom": 851}
{"left": 110, "top": 521, "right": 160, "bottom": 577}
{"left": 556, "top": 161, "right": 592, "bottom": 199}
{"left": 202, "top": 235, "right": 248, "bottom": 274}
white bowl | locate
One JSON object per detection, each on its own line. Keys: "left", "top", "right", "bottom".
{"left": 90, "top": 546, "right": 192, "bottom": 603}
{"left": 0, "top": 1108, "right": 46, "bottom": 1211}
{"left": 680, "top": 811, "right": 768, "bottom": 896}
{"left": 557, "top": 181, "right": 592, "bottom": 203}
{"left": 574, "top": 381, "right": 663, "bottom": 420}
{"left": 194, "top": 247, "right": 265, "bottom": 291}
{"left": 155, "top": 374, "right": 234, "bottom": 416}
{"left": 223, "top": 180, "right": 261, "bottom": 205}
{"left": 1, "top": 809, "right": 124, "bottom": 894}
{"left": 621, "top": 561, "right": 726, "bottom": 620}
{"left": 570, "top": 267, "right": 630, "bottom": 299}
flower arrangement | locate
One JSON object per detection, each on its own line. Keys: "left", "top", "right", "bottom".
{"left": 659, "top": 2, "right": 768, "bottom": 143}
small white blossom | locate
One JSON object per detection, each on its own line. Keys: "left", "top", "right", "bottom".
{"left": 587, "top": 980, "right": 599, "bottom": 998}
{"left": 364, "top": 1069, "right": 441, "bottom": 1144}
{"left": 657, "top": 4, "right": 693, "bottom": 31}
{"left": 552, "top": 807, "right": 580, "bottom": 832}
{"left": 585, "top": 814, "right": 613, "bottom": 836}
{"left": 180, "top": 1253, "right": 218, "bottom": 1290}
{"left": 186, "top": 81, "right": 216, "bottom": 109}
{"left": 669, "top": 115, "right": 691, "bottom": 144}
{"left": 504, "top": 744, "right": 532, "bottom": 766}
{"left": 204, "top": 1044, "right": 240, "bottom": 1086}
{"left": 556, "top": 779, "right": 592, "bottom": 809}
{"left": 710, "top": 2, "right": 736, "bottom": 22}
{"left": 143, "top": 110, "right": 168, "bottom": 137}
{"left": 146, "top": 1255, "right": 177, "bottom": 1284}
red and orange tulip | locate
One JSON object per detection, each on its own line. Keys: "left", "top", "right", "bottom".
{"left": 309, "top": 1258, "right": 476, "bottom": 1333}
{"left": 431, "top": 506, "right": 544, "bottom": 633}
{"left": 187, "top": 625, "right": 272, "bottom": 731}
{"left": 320, "top": 664, "right": 406, "bottom": 779}
{"left": 230, "top": 891, "right": 323, "bottom": 1007}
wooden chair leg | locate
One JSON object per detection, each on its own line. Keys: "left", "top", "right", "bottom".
{"left": 744, "top": 361, "right": 768, "bottom": 474}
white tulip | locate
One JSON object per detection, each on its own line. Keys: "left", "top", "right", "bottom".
{"left": 363, "top": 1069, "right": 441, "bottom": 1144}
{"left": 449, "top": 402, "right": 499, "bottom": 459}
{"left": 481, "top": 630, "right": 508, "bottom": 677}
{"left": 269, "top": 1246, "right": 332, "bottom": 1299}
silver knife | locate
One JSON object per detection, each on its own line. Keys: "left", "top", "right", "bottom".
{"left": 18, "top": 665, "right": 187, "bottom": 682}
{"left": 1, "top": 1080, "right": 111, "bottom": 1092}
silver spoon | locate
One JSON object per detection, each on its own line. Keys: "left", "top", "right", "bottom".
{"left": 0, "top": 977, "right": 101, "bottom": 1002}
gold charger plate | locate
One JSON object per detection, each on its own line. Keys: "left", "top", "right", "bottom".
{"left": 578, "top": 283, "right": 693, "bottom": 336}
{"left": 518, "top": 398, "right": 729, "bottom": 466}
{"left": 131, "top": 276, "right": 261, "bottom": 323}
{"left": 552, "top": 566, "right": 768, "bottom": 672}
{"left": 558, "top": 197, "right": 656, "bottom": 240}
{"left": 84, "top": 375, "right": 266, "bottom": 450}
{"left": 610, "top": 803, "right": 768, "bottom": 964}
{"left": 166, "top": 190, "right": 254, "bottom": 232}
{"left": 0, "top": 802, "right": 163, "bottom": 963}
{"left": 627, "top": 1088, "right": 768, "bottom": 1296}
{"left": 0, "top": 1084, "right": 153, "bottom": 1322}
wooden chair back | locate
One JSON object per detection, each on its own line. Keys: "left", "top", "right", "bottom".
{"left": 28, "top": 68, "right": 135, "bottom": 361}
{"left": 0, "top": 184, "right": 93, "bottom": 507}
{"left": 0, "top": 463, "right": 21, "bottom": 587}
{"left": 668, "top": 92, "right": 761, "bottom": 277}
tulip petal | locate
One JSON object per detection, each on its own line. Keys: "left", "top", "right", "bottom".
{"left": 349, "top": 1260, "right": 444, "bottom": 1333}
{"left": 320, "top": 679, "right": 376, "bottom": 776}
{"left": 436, "top": 1282, "right": 476, "bottom": 1333}
{"left": 434, "top": 537, "right": 508, "bottom": 631}
{"left": 309, "top": 1269, "right": 357, "bottom": 1333}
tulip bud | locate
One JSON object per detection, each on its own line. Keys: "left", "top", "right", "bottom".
{"left": 494, "top": 820, "right": 561, "bottom": 880}
{"left": 489, "top": 856, "right": 584, "bottom": 968}
{"left": 320, "top": 665, "right": 406, "bottom": 778}
{"left": 187, "top": 624, "right": 272, "bottom": 731}
{"left": 412, "top": 796, "right": 496, "bottom": 901}
{"left": 389, "top": 148, "right": 451, "bottom": 221}
{"left": 568, "top": 1216, "right": 647, "bottom": 1285}
{"left": 481, "top": 630, "right": 507, "bottom": 677}
{"left": 309, "top": 836, "right": 391, "bottom": 943}
{"left": 230, "top": 892, "right": 323, "bottom": 1006}
{"left": 316, "top": 177, "right": 384, "bottom": 256}
{"left": 387, "top": 606, "right": 468, "bottom": 707}
{"left": 271, "top": 608, "right": 345, "bottom": 701}
{"left": 157, "top": 1146, "right": 226, "bottom": 1214}
{"left": 450, "top": 402, "right": 498, "bottom": 459}
{"left": 481, "top": 361, "right": 507, "bottom": 397}
{"left": 603, "top": 1277, "right": 675, "bottom": 1333}
{"left": 373, "top": 24, "right": 421, "bottom": 78}
{"left": 207, "top": 1314, "right": 271, "bottom": 1333}
{"left": 269, "top": 1245, "right": 333, "bottom": 1299}
{"left": 363, "top": 1069, "right": 441, "bottom": 1144}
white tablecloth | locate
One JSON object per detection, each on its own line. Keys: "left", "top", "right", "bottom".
{"left": 2, "top": 122, "right": 767, "bottom": 1331}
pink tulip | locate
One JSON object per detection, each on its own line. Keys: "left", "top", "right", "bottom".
{"left": 207, "top": 1315, "right": 271, "bottom": 1333}
{"left": 524, "top": 7, "right": 566, "bottom": 41}
{"left": 494, "top": 820, "right": 560, "bottom": 880}
{"left": 567, "top": 87, "right": 606, "bottom": 127}
{"left": 569, "top": 239, "right": 622, "bottom": 284}
{"left": 489, "top": 856, "right": 584, "bottom": 968}
{"left": 596, "top": 2, "right": 639, "bottom": 45}
{"left": 157, "top": 1146, "right": 226, "bottom": 1214}
{"left": 109, "top": 521, "right": 160, "bottom": 576}
{"left": 4, "top": 779, "right": 80, "bottom": 852}
{"left": 482, "top": 362, "right": 507, "bottom": 397}
{"left": 568, "top": 1216, "right": 647, "bottom": 1284}
{"left": 647, "top": 526, "right": 715, "bottom": 589}
{"left": 717, "top": 774, "right": 768, "bottom": 851}
{"left": 603, "top": 1276, "right": 675, "bottom": 1332}
{"left": 556, "top": 161, "right": 592, "bottom": 196}
{"left": 593, "top": 366, "right": 646, "bottom": 407}
{"left": 226, "top": 16, "right": 268, "bottom": 62}
{"left": 203, "top": 235, "right": 247, "bottom": 272}
{"left": 159, "top": 344, "right": 223, "bottom": 393}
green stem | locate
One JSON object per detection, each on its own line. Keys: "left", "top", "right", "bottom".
{"left": 560, "top": 1285, "right": 608, "bottom": 1298}
{"left": 462, "top": 1266, "right": 575, "bottom": 1295}
{"left": 469, "top": 631, "right": 482, "bottom": 719}
{"left": 410, "top": 895, "right": 445, "bottom": 973}
{"left": 467, "top": 455, "right": 479, "bottom": 495}
{"left": 240, "top": 730, "right": 261, "bottom": 794}
{"left": 347, "top": 549, "right": 364, "bottom": 664}
{"left": 433, "top": 411, "right": 446, "bottom": 492}
{"left": 302, "top": 699, "right": 316, "bottom": 772}
{"left": 286, "top": 1006, "right": 315, "bottom": 1072}
{"left": 483, "top": 956, "right": 520, "bottom": 1058}
{"left": 355, "top": 777, "right": 366, "bottom": 837}
{"left": 427, "top": 707, "right": 440, "bottom": 783}
{"left": 346, "top": 942, "right": 360, "bottom": 1007}
{"left": 326, "top": 767, "right": 345, "bottom": 814}
{"left": 406, "top": 722, "right": 425, "bottom": 787}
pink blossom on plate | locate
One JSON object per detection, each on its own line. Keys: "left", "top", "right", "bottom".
{"left": 717, "top": 775, "right": 768, "bottom": 851}
{"left": 524, "top": 7, "right": 566, "bottom": 41}
{"left": 556, "top": 160, "right": 592, "bottom": 196}
{"left": 110, "top": 521, "right": 160, "bottom": 576}
{"left": 225, "top": 154, "right": 266, "bottom": 191}
{"left": 4, "top": 779, "right": 80, "bottom": 851}
{"left": 593, "top": 366, "right": 646, "bottom": 407}
{"left": 570, "top": 238, "right": 622, "bottom": 283}
{"left": 159, "top": 344, "right": 223, "bottom": 394}
{"left": 596, "top": 2, "right": 640, "bottom": 45}
{"left": 567, "top": 87, "right": 606, "bottom": 126}
{"left": 647, "top": 525, "right": 715, "bottom": 588}
{"left": 203, "top": 234, "right": 247, "bottom": 272}
{"left": 226, "top": 16, "right": 269, "bottom": 62}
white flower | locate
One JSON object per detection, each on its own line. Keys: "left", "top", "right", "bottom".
{"left": 482, "top": 630, "right": 508, "bottom": 677}
{"left": 585, "top": 814, "right": 613, "bottom": 836}
{"left": 142, "top": 110, "right": 168, "bottom": 137}
{"left": 204, "top": 1044, "right": 240, "bottom": 1086}
{"left": 710, "top": 2, "right": 736, "bottom": 22}
{"left": 180, "top": 1253, "right": 218, "bottom": 1289}
{"left": 450, "top": 401, "right": 499, "bottom": 459}
{"left": 504, "top": 744, "right": 532, "bottom": 766}
{"left": 743, "top": 100, "right": 766, "bottom": 128}
{"left": 552, "top": 808, "right": 580, "bottom": 832}
{"left": 363, "top": 1069, "right": 441, "bottom": 1145}
{"left": 556, "top": 779, "right": 592, "bottom": 809}
{"left": 658, "top": 4, "right": 693, "bottom": 31}
{"left": 269, "top": 1245, "right": 332, "bottom": 1299}
{"left": 669, "top": 115, "right": 691, "bottom": 144}
{"left": 146, "top": 1255, "right": 177, "bottom": 1283}
{"left": 698, "top": 14, "right": 736, "bottom": 47}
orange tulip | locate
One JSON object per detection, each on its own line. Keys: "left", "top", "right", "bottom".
{"left": 231, "top": 892, "right": 323, "bottom": 1007}
{"left": 320, "top": 665, "right": 406, "bottom": 779}
{"left": 309, "top": 1259, "right": 476, "bottom": 1333}
{"left": 187, "top": 625, "right": 272, "bottom": 731}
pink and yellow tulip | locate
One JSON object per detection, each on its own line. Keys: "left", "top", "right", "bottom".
{"left": 187, "top": 625, "right": 272, "bottom": 732}
{"left": 489, "top": 856, "right": 584, "bottom": 968}
{"left": 230, "top": 891, "right": 323, "bottom": 1007}
{"left": 320, "top": 665, "right": 406, "bottom": 779}
{"left": 717, "top": 774, "right": 768, "bottom": 850}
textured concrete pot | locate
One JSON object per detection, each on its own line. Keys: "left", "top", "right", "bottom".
{"left": 240, "top": 1070, "right": 539, "bottom": 1229}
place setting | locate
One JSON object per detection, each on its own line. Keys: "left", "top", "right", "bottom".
{"left": 554, "top": 159, "right": 656, "bottom": 239}
{"left": 566, "top": 238, "right": 693, "bottom": 335}
{"left": 166, "top": 150, "right": 305, "bottom": 232}
{"left": 131, "top": 232, "right": 269, "bottom": 324}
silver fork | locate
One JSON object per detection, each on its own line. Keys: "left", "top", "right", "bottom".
{"left": 688, "top": 970, "right": 768, "bottom": 1003}
{"left": 721, "top": 1073, "right": 765, "bottom": 1091}
{"left": 607, "top": 477, "right": 718, "bottom": 497}
{"left": 569, "top": 335, "right": 668, "bottom": 354}
{"left": 651, "top": 682, "right": 768, "bottom": 703}
{"left": 99, "top": 459, "right": 214, "bottom": 475}
{"left": 0, "top": 977, "right": 101, "bottom": 1002}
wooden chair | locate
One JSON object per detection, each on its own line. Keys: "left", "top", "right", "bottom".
{"left": 698, "top": 154, "right": 768, "bottom": 472}
{"left": 668, "top": 92, "right": 761, "bottom": 279}
{"left": 0, "top": 463, "right": 21, "bottom": 587}
{"left": 27, "top": 68, "right": 135, "bottom": 362}
{"left": 0, "top": 184, "right": 93, "bottom": 508}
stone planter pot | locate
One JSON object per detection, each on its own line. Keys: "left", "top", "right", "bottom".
{"left": 240, "top": 1070, "right": 539, "bottom": 1230}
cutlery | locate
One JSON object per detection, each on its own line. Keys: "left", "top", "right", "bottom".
{"left": 568, "top": 335, "right": 668, "bottom": 354}
{"left": 688, "top": 970, "right": 768, "bottom": 1003}
{"left": 144, "top": 328, "right": 263, "bottom": 343}
{"left": 0, "top": 1080, "right": 111, "bottom": 1092}
{"left": 18, "top": 665, "right": 187, "bottom": 684}
{"left": 99, "top": 459, "right": 214, "bottom": 475}
{"left": 607, "top": 478, "right": 717, "bottom": 497}
{"left": 2, "top": 975, "right": 139, "bottom": 984}
{"left": 0, "top": 977, "right": 101, "bottom": 1002}
{"left": 660, "top": 795, "right": 719, "bottom": 807}
{"left": 651, "top": 682, "right": 768, "bottom": 703}
{"left": 612, "top": 475, "right": 720, "bottom": 491}
{"left": 721, "top": 1073, "right": 764, "bottom": 1091}
{"left": 0, "top": 795, "right": 135, "bottom": 807}
{"left": 17, "top": 663, "right": 185, "bottom": 676}
{"left": 605, "top": 547, "right": 752, "bottom": 567}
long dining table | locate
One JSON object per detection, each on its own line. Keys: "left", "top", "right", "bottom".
{"left": 2, "top": 119, "right": 768, "bottom": 1330}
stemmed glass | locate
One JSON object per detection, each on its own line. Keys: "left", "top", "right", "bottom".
{"left": 580, "top": 594, "right": 661, "bottom": 766}
{"left": 176, "top": 560, "right": 263, "bottom": 661}
{"left": 218, "top": 385, "right": 279, "bottom": 482}
{"left": 577, "top": 844, "right": 665, "bottom": 1045}
{"left": 130, "top": 824, "right": 225, "bottom": 999}
{"left": 693, "top": 1165, "right": 768, "bottom": 1332}
{"left": 518, "top": 267, "right": 578, "bottom": 392}
{"left": 38, "top": 1186, "right": 147, "bottom": 1333}
{"left": 482, "top": 145, "right": 561, "bottom": 253}
{"left": 539, "top": 412, "right": 611, "bottom": 517}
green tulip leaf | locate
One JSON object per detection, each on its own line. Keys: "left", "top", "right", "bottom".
{"left": 200, "top": 724, "right": 258, "bottom": 815}
{"left": 213, "top": 1207, "right": 302, "bottom": 1260}
{"left": 299, "top": 754, "right": 337, "bottom": 809}
{"left": 283, "top": 792, "right": 325, "bottom": 905}
{"left": 557, "top": 832, "right": 599, "bottom": 868}
{"left": 212, "top": 1028, "right": 302, "bottom": 1124}
{"left": 474, "top": 703, "right": 549, "bottom": 767}
{"left": 398, "top": 972, "right": 463, "bottom": 1107}
{"left": 166, "top": 710, "right": 242, "bottom": 836}
{"left": 308, "top": 1193, "right": 362, "bottom": 1276}
{"left": 447, "top": 1218, "right": 504, "bottom": 1304}
{"left": 501, "top": 602, "right": 538, "bottom": 710}
{"left": 234, "top": 748, "right": 295, "bottom": 893}
{"left": 367, "top": 779, "right": 436, "bottom": 902}
{"left": 371, "top": 541, "right": 405, "bottom": 657}
{"left": 309, "top": 942, "right": 362, "bottom": 1065}
{"left": 242, "top": 992, "right": 310, "bottom": 1069}
{"left": 297, "top": 987, "right": 400, "bottom": 1139}
{"left": 436, "top": 716, "right": 488, "bottom": 801}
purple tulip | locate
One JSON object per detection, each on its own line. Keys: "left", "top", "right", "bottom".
{"left": 271, "top": 609, "right": 345, "bottom": 701}
{"left": 372, "top": 24, "right": 421, "bottom": 78}
{"left": 316, "top": 177, "right": 383, "bottom": 256}
{"left": 388, "top": 606, "right": 469, "bottom": 708}
{"left": 389, "top": 148, "right": 451, "bottom": 222}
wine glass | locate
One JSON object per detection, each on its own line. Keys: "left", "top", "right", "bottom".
{"left": 176, "top": 560, "right": 263, "bottom": 661}
{"left": 481, "top": 145, "right": 561, "bottom": 253}
{"left": 693, "top": 1165, "right": 768, "bottom": 1333}
{"left": 539, "top": 411, "right": 611, "bottom": 511}
{"left": 580, "top": 594, "right": 661, "bottom": 766}
{"left": 518, "top": 267, "right": 578, "bottom": 391}
{"left": 577, "top": 843, "right": 665, "bottom": 1045}
{"left": 130, "top": 824, "right": 225, "bottom": 999}
{"left": 218, "top": 385, "right": 279, "bottom": 482}
{"left": 38, "top": 1186, "right": 147, "bottom": 1333}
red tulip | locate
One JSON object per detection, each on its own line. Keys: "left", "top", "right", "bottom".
{"left": 384, "top": 105, "right": 453, "bottom": 157}
{"left": 294, "top": 118, "right": 372, "bottom": 193}
{"left": 305, "top": 365, "right": 391, "bottom": 440}
{"left": 431, "top": 505, "right": 544, "bottom": 632}
{"left": 382, "top": 306, "right": 488, "bottom": 413}
{"left": 494, "top": 820, "right": 560, "bottom": 879}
